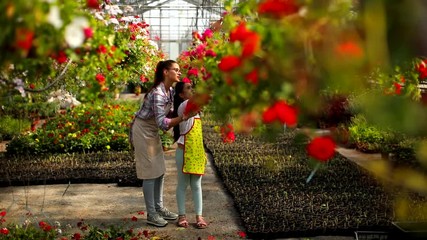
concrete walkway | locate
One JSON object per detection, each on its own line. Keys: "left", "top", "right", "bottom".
{"left": 0, "top": 145, "right": 366, "bottom": 240}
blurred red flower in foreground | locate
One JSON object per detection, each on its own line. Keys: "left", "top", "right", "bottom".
{"left": 15, "top": 28, "right": 34, "bottom": 52}
{"left": 258, "top": 0, "right": 300, "bottom": 18}
{"left": 306, "top": 136, "right": 336, "bottom": 162}
{"left": 262, "top": 100, "right": 298, "bottom": 126}
{"left": 218, "top": 55, "right": 242, "bottom": 72}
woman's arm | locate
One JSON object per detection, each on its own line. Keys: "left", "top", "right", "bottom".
{"left": 152, "top": 92, "right": 189, "bottom": 131}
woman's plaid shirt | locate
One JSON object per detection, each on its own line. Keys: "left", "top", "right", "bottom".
{"left": 135, "top": 82, "right": 175, "bottom": 131}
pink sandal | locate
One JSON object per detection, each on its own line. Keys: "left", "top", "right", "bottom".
{"left": 196, "top": 216, "right": 207, "bottom": 229}
{"left": 177, "top": 215, "right": 188, "bottom": 228}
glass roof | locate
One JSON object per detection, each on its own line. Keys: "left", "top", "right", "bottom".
{"left": 116, "top": 0, "right": 225, "bottom": 59}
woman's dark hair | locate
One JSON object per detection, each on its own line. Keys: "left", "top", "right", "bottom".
{"left": 145, "top": 60, "right": 177, "bottom": 98}
{"left": 172, "top": 81, "right": 186, "bottom": 142}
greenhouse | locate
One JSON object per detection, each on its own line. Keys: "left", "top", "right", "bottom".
{"left": 1, "top": 0, "right": 427, "bottom": 239}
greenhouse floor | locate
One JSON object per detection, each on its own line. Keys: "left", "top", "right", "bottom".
{"left": 0, "top": 143, "right": 372, "bottom": 239}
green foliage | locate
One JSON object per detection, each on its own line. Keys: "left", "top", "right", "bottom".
{"left": 0, "top": 116, "right": 31, "bottom": 141}
{"left": 6, "top": 100, "right": 139, "bottom": 156}
{"left": 2, "top": 101, "right": 59, "bottom": 119}
{"left": 159, "top": 130, "right": 174, "bottom": 149}
{"left": 348, "top": 114, "right": 387, "bottom": 152}
{"left": 1, "top": 0, "right": 164, "bottom": 105}
{"left": 0, "top": 213, "right": 153, "bottom": 240}
{"left": 0, "top": 223, "right": 57, "bottom": 240}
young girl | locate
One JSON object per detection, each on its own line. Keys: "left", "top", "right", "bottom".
{"left": 173, "top": 81, "right": 208, "bottom": 229}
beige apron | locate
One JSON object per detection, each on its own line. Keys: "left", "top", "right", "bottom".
{"left": 132, "top": 117, "right": 166, "bottom": 179}
{"left": 182, "top": 118, "right": 207, "bottom": 175}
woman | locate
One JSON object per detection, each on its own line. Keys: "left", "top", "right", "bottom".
{"left": 172, "top": 81, "right": 208, "bottom": 229}
{"left": 130, "top": 60, "right": 191, "bottom": 227}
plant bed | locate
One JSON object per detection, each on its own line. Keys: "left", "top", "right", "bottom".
{"left": 0, "top": 151, "right": 139, "bottom": 187}
{"left": 202, "top": 120, "right": 427, "bottom": 239}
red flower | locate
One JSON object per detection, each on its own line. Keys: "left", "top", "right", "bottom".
{"left": 258, "top": 0, "right": 299, "bottom": 18}
{"left": 218, "top": 55, "right": 242, "bottom": 72}
{"left": 274, "top": 100, "right": 298, "bottom": 126}
{"left": 237, "top": 230, "right": 247, "bottom": 238}
{"left": 29, "top": 83, "right": 35, "bottom": 89}
{"left": 262, "top": 100, "right": 298, "bottom": 126}
{"left": 184, "top": 99, "right": 201, "bottom": 115}
{"left": 140, "top": 75, "right": 148, "bottom": 83}
{"left": 394, "top": 82, "right": 403, "bottom": 95}
{"left": 137, "top": 211, "right": 145, "bottom": 215}
{"left": 220, "top": 124, "right": 236, "bottom": 143}
{"left": 0, "top": 228, "right": 9, "bottom": 235}
{"left": 417, "top": 60, "right": 427, "bottom": 79}
{"left": 0, "top": 211, "right": 6, "bottom": 217}
{"left": 52, "top": 51, "right": 68, "bottom": 64}
{"left": 205, "top": 49, "right": 217, "bottom": 57}
{"left": 15, "top": 28, "right": 34, "bottom": 51}
{"left": 229, "top": 22, "right": 253, "bottom": 42}
{"left": 335, "top": 40, "right": 363, "bottom": 58}
{"left": 245, "top": 69, "right": 259, "bottom": 85}
{"left": 143, "top": 230, "right": 149, "bottom": 237}
{"left": 306, "top": 136, "right": 336, "bottom": 162}
{"left": 242, "top": 33, "right": 261, "bottom": 58}
{"left": 72, "top": 232, "right": 82, "bottom": 240}
{"left": 131, "top": 216, "right": 138, "bottom": 221}
{"left": 188, "top": 68, "right": 199, "bottom": 77}
{"left": 86, "top": 0, "right": 100, "bottom": 9}
{"left": 97, "top": 45, "right": 107, "bottom": 54}
{"left": 83, "top": 27, "right": 94, "bottom": 39}
{"left": 208, "top": 236, "right": 216, "bottom": 240}
{"left": 262, "top": 105, "right": 277, "bottom": 124}
{"left": 39, "top": 221, "right": 52, "bottom": 232}
{"left": 96, "top": 73, "right": 106, "bottom": 85}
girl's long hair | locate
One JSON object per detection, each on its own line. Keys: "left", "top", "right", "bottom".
{"left": 144, "top": 60, "right": 177, "bottom": 99}
{"left": 172, "top": 82, "right": 186, "bottom": 142}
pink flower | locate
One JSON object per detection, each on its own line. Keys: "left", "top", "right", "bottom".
{"left": 205, "top": 49, "right": 217, "bottom": 57}
{"left": 83, "top": 27, "right": 93, "bottom": 38}
{"left": 182, "top": 77, "right": 192, "bottom": 83}
{"left": 188, "top": 68, "right": 199, "bottom": 77}
{"left": 202, "top": 29, "right": 213, "bottom": 41}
